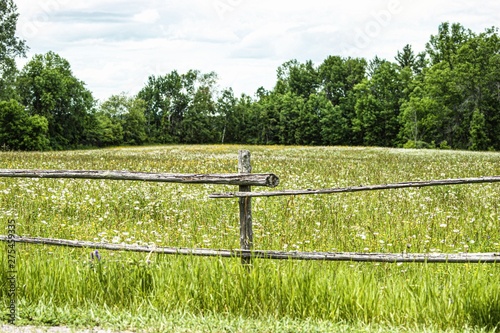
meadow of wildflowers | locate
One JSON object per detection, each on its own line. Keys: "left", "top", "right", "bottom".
{"left": 1, "top": 145, "right": 499, "bottom": 331}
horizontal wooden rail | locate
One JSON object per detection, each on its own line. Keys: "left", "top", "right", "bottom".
{"left": 1, "top": 236, "right": 498, "bottom": 263}
{"left": 209, "top": 176, "right": 500, "bottom": 198}
{"left": 0, "top": 169, "right": 279, "bottom": 187}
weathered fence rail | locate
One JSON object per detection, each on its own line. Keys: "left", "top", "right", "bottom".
{"left": 1, "top": 150, "right": 499, "bottom": 264}
{"left": 1, "top": 235, "right": 499, "bottom": 263}
{"left": 209, "top": 176, "right": 500, "bottom": 198}
{"left": 0, "top": 169, "right": 279, "bottom": 187}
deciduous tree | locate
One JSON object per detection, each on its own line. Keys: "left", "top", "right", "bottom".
{"left": 0, "top": 99, "right": 49, "bottom": 150}
{"left": 17, "top": 52, "right": 95, "bottom": 149}
{"left": 0, "top": 0, "right": 28, "bottom": 100}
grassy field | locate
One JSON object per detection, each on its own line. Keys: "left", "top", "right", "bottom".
{"left": 1, "top": 145, "right": 500, "bottom": 332}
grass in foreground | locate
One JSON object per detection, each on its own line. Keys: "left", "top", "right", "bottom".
{"left": 2, "top": 249, "right": 500, "bottom": 331}
{"left": 1, "top": 145, "right": 500, "bottom": 331}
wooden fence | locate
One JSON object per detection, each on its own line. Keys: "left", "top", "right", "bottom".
{"left": 1, "top": 150, "right": 499, "bottom": 264}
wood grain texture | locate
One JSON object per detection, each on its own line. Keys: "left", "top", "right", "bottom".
{"left": 210, "top": 176, "right": 500, "bottom": 198}
{"left": 0, "top": 169, "right": 279, "bottom": 187}
{"left": 1, "top": 236, "right": 498, "bottom": 263}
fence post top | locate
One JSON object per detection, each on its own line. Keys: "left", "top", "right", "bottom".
{"left": 238, "top": 150, "right": 252, "bottom": 174}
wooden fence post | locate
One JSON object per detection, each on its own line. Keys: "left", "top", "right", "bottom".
{"left": 238, "top": 150, "right": 252, "bottom": 266}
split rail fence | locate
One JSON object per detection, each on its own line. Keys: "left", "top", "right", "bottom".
{"left": 1, "top": 150, "right": 499, "bottom": 264}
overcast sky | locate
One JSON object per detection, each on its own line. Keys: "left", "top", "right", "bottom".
{"left": 14, "top": 0, "right": 500, "bottom": 102}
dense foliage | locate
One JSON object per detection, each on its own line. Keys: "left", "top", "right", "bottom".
{"left": 0, "top": 3, "right": 499, "bottom": 151}
{"left": 0, "top": 0, "right": 27, "bottom": 101}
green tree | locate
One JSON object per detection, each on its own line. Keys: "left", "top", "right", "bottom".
{"left": 87, "top": 93, "right": 130, "bottom": 147}
{"left": 469, "top": 108, "right": 489, "bottom": 151}
{"left": 399, "top": 88, "right": 446, "bottom": 148}
{"left": 395, "top": 44, "right": 416, "bottom": 69}
{"left": 354, "top": 60, "right": 406, "bottom": 147}
{"left": 319, "top": 56, "right": 366, "bottom": 105}
{"left": 0, "top": 99, "right": 49, "bottom": 150}
{"left": 235, "top": 93, "right": 257, "bottom": 144}
{"left": 276, "top": 92, "right": 304, "bottom": 145}
{"left": 137, "top": 70, "right": 218, "bottom": 143}
{"left": 453, "top": 27, "right": 500, "bottom": 149}
{"left": 485, "top": 52, "right": 500, "bottom": 150}
{"left": 401, "top": 25, "right": 499, "bottom": 150}
{"left": 426, "top": 22, "right": 472, "bottom": 68}
{"left": 123, "top": 98, "right": 147, "bottom": 145}
{"left": 17, "top": 52, "right": 95, "bottom": 149}
{"left": 216, "top": 88, "right": 239, "bottom": 143}
{"left": 320, "top": 103, "right": 349, "bottom": 146}
{"left": 296, "top": 93, "right": 328, "bottom": 145}
{"left": 405, "top": 62, "right": 462, "bottom": 148}
{"left": 138, "top": 71, "right": 185, "bottom": 143}
{"left": 276, "top": 59, "right": 319, "bottom": 99}
{"left": 91, "top": 93, "right": 148, "bottom": 146}
{"left": 395, "top": 44, "right": 427, "bottom": 74}
{"left": 318, "top": 56, "right": 367, "bottom": 144}
{"left": 0, "top": 0, "right": 28, "bottom": 100}
{"left": 181, "top": 85, "right": 217, "bottom": 144}
{"left": 251, "top": 90, "right": 280, "bottom": 145}
{"left": 85, "top": 112, "right": 123, "bottom": 147}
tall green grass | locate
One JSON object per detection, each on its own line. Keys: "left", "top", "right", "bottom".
{"left": 1, "top": 145, "right": 500, "bottom": 331}
{"left": 2, "top": 247, "right": 500, "bottom": 330}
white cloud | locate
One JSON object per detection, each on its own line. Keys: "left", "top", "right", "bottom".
{"left": 14, "top": 0, "right": 500, "bottom": 101}
{"left": 132, "top": 9, "right": 160, "bottom": 24}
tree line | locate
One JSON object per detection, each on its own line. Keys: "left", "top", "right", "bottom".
{"left": 1, "top": 1, "right": 499, "bottom": 151}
